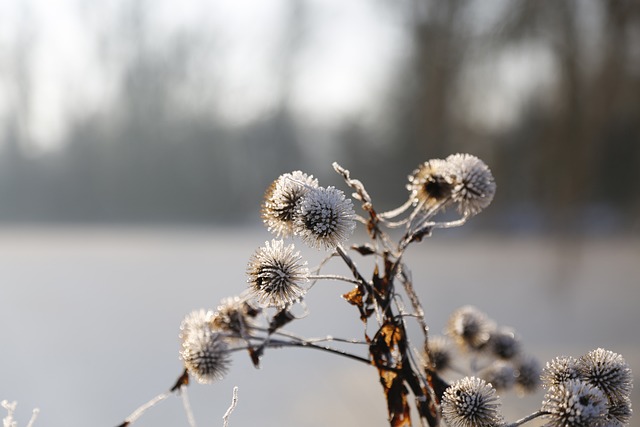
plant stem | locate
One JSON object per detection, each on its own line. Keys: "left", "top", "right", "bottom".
{"left": 263, "top": 338, "right": 374, "bottom": 366}
{"left": 309, "top": 274, "right": 361, "bottom": 285}
{"left": 504, "top": 410, "right": 548, "bottom": 427}
{"left": 335, "top": 244, "right": 370, "bottom": 290}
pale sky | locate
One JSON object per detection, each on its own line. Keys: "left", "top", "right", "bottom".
{"left": 0, "top": 0, "right": 558, "bottom": 151}
{"left": 0, "top": 0, "right": 410, "bottom": 149}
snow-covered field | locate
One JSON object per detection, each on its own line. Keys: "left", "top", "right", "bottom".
{"left": 1, "top": 227, "right": 638, "bottom": 426}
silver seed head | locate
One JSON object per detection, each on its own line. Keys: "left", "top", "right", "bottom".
{"left": 247, "top": 239, "right": 309, "bottom": 308}
{"left": 441, "top": 377, "right": 503, "bottom": 427}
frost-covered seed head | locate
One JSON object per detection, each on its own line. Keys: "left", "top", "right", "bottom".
{"left": 407, "top": 159, "right": 454, "bottom": 210}
{"left": 541, "top": 356, "right": 581, "bottom": 389}
{"left": 542, "top": 379, "right": 608, "bottom": 427}
{"left": 426, "top": 336, "right": 454, "bottom": 373}
{"left": 211, "top": 296, "right": 260, "bottom": 336}
{"left": 262, "top": 171, "right": 318, "bottom": 238}
{"left": 487, "top": 327, "right": 521, "bottom": 360}
{"left": 295, "top": 186, "right": 356, "bottom": 250}
{"left": 515, "top": 355, "right": 541, "bottom": 394}
{"left": 441, "top": 377, "right": 503, "bottom": 427}
{"left": 247, "top": 239, "right": 309, "bottom": 308}
{"left": 447, "top": 305, "right": 494, "bottom": 351}
{"left": 446, "top": 153, "right": 496, "bottom": 216}
{"left": 480, "top": 361, "right": 517, "bottom": 391}
{"left": 605, "top": 395, "right": 633, "bottom": 426}
{"left": 578, "top": 348, "right": 633, "bottom": 402}
{"left": 179, "top": 309, "right": 231, "bottom": 384}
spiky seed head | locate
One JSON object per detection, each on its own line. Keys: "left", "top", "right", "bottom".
{"left": 441, "top": 377, "right": 503, "bottom": 427}
{"left": 541, "top": 356, "right": 581, "bottom": 389}
{"left": 480, "top": 361, "right": 517, "bottom": 391}
{"left": 247, "top": 239, "right": 309, "bottom": 308}
{"left": 578, "top": 348, "right": 633, "bottom": 402}
{"left": 262, "top": 171, "right": 318, "bottom": 238}
{"left": 605, "top": 395, "right": 633, "bottom": 426}
{"left": 487, "top": 327, "right": 521, "bottom": 360}
{"left": 211, "top": 296, "right": 260, "bottom": 337}
{"left": 179, "top": 309, "right": 231, "bottom": 384}
{"left": 515, "top": 355, "right": 541, "bottom": 394}
{"left": 542, "top": 379, "right": 608, "bottom": 427}
{"left": 407, "top": 159, "right": 454, "bottom": 210}
{"left": 446, "top": 153, "right": 496, "bottom": 216}
{"left": 446, "top": 305, "right": 494, "bottom": 351}
{"left": 426, "top": 336, "right": 454, "bottom": 373}
{"left": 294, "top": 186, "right": 356, "bottom": 250}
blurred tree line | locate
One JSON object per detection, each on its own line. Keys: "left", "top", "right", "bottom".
{"left": 0, "top": 0, "right": 638, "bottom": 234}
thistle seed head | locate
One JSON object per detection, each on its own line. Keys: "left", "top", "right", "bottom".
{"left": 446, "top": 153, "right": 496, "bottom": 216}
{"left": 179, "top": 309, "right": 231, "bottom": 384}
{"left": 441, "top": 377, "right": 503, "bottom": 427}
{"left": 262, "top": 171, "right": 318, "bottom": 238}
{"left": 247, "top": 239, "right": 309, "bottom": 308}
{"left": 294, "top": 186, "right": 356, "bottom": 251}
{"left": 542, "top": 379, "right": 608, "bottom": 427}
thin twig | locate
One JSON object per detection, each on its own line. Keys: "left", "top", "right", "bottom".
{"left": 222, "top": 387, "right": 239, "bottom": 427}
{"left": 118, "top": 391, "right": 171, "bottom": 426}
{"left": 262, "top": 327, "right": 367, "bottom": 345}
{"left": 378, "top": 197, "right": 414, "bottom": 219}
{"left": 504, "top": 410, "right": 548, "bottom": 427}
{"left": 181, "top": 385, "right": 197, "bottom": 427}
{"left": 26, "top": 409, "right": 40, "bottom": 427}
{"left": 335, "top": 244, "right": 371, "bottom": 292}
{"left": 262, "top": 338, "right": 374, "bottom": 366}
{"left": 309, "top": 274, "right": 362, "bottom": 285}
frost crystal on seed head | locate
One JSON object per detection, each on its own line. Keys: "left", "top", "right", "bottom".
{"left": 295, "top": 186, "right": 356, "bottom": 251}
{"left": 426, "top": 335, "right": 454, "bottom": 373}
{"left": 515, "top": 355, "right": 541, "bottom": 394}
{"left": 262, "top": 171, "right": 318, "bottom": 238}
{"left": 541, "top": 356, "right": 581, "bottom": 389}
{"left": 487, "top": 327, "right": 521, "bottom": 360}
{"left": 446, "top": 305, "right": 494, "bottom": 351}
{"left": 441, "top": 377, "right": 503, "bottom": 427}
{"left": 247, "top": 239, "right": 309, "bottom": 308}
{"left": 179, "top": 309, "right": 231, "bottom": 384}
{"left": 211, "top": 296, "right": 260, "bottom": 336}
{"left": 407, "top": 159, "right": 454, "bottom": 210}
{"left": 480, "top": 360, "right": 517, "bottom": 391}
{"left": 542, "top": 379, "right": 608, "bottom": 427}
{"left": 606, "top": 395, "right": 633, "bottom": 426}
{"left": 578, "top": 348, "right": 633, "bottom": 402}
{"left": 446, "top": 153, "right": 496, "bottom": 216}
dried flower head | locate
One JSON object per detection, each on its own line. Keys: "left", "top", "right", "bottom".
{"left": 541, "top": 356, "right": 581, "bottom": 389}
{"left": 480, "top": 361, "right": 517, "bottom": 391}
{"left": 515, "top": 355, "right": 541, "bottom": 394}
{"left": 606, "top": 395, "right": 633, "bottom": 426}
{"left": 441, "top": 377, "right": 503, "bottom": 427}
{"left": 578, "top": 348, "right": 633, "bottom": 402}
{"left": 426, "top": 335, "right": 454, "bottom": 373}
{"left": 211, "top": 296, "right": 260, "bottom": 336}
{"left": 262, "top": 171, "right": 318, "bottom": 238}
{"left": 247, "top": 239, "right": 309, "bottom": 308}
{"left": 294, "top": 186, "right": 356, "bottom": 250}
{"left": 407, "top": 159, "right": 454, "bottom": 210}
{"left": 446, "top": 153, "right": 496, "bottom": 216}
{"left": 179, "top": 309, "right": 231, "bottom": 384}
{"left": 447, "top": 305, "right": 494, "bottom": 351}
{"left": 542, "top": 379, "right": 608, "bottom": 427}
{"left": 487, "top": 327, "right": 521, "bottom": 360}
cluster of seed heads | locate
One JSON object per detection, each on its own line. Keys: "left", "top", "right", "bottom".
{"left": 166, "top": 157, "right": 632, "bottom": 427}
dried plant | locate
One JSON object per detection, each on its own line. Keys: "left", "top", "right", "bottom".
{"left": 116, "top": 154, "right": 633, "bottom": 427}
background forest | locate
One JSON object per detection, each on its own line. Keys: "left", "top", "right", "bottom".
{"left": 0, "top": 0, "right": 638, "bottom": 234}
